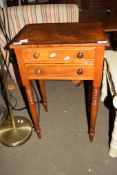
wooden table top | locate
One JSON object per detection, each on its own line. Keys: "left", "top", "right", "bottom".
{"left": 10, "top": 22, "right": 109, "bottom": 48}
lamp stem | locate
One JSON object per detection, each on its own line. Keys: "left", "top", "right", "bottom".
{"left": 0, "top": 50, "right": 16, "bottom": 130}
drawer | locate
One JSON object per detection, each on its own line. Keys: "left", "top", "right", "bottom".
{"left": 25, "top": 64, "right": 95, "bottom": 80}
{"left": 23, "top": 48, "right": 96, "bottom": 64}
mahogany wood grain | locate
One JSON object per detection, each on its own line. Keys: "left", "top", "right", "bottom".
{"left": 10, "top": 23, "right": 108, "bottom": 48}
{"left": 10, "top": 23, "right": 109, "bottom": 141}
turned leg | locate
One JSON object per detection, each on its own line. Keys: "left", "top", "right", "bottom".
{"left": 89, "top": 86, "right": 100, "bottom": 142}
{"left": 87, "top": 81, "right": 93, "bottom": 114}
{"left": 84, "top": 81, "right": 93, "bottom": 130}
{"left": 38, "top": 80, "right": 48, "bottom": 112}
{"left": 25, "top": 81, "right": 41, "bottom": 138}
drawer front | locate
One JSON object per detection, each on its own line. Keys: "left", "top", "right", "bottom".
{"left": 23, "top": 48, "right": 96, "bottom": 64}
{"left": 25, "top": 64, "right": 95, "bottom": 80}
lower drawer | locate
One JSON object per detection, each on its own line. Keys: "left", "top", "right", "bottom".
{"left": 25, "top": 64, "right": 95, "bottom": 80}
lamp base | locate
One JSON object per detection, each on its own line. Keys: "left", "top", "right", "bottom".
{"left": 0, "top": 116, "right": 32, "bottom": 147}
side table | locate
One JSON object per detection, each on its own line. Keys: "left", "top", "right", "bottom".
{"left": 10, "top": 22, "right": 109, "bottom": 141}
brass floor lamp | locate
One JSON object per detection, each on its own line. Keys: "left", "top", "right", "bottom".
{"left": 0, "top": 50, "right": 32, "bottom": 146}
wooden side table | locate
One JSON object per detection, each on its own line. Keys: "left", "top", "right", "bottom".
{"left": 10, "top": 23, "right": 109, "bottom": 141}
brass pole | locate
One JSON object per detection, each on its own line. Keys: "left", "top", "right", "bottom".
{"left": 0, "top": 51, "right": 16, "bottom": 130}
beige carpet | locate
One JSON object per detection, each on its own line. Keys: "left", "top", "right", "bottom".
{"left": 0, "top": 81, "right": 117, "bottom": 175}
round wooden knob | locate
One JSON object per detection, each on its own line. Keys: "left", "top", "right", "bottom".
{"left": 77, "top": 68, "right": 83, "bottom": 75}
{"left": 35, "top": 68, "right": 41, "bottom": 75}
{"left": 33, "top": 53, "right": 39, "bottom": 59}
{"left": 77, "top": 52, "right": 84, "bottom": 59}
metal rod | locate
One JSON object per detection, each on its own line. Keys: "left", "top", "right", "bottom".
{"left": 0, "top": 49, "right": 16, "bottom": 130}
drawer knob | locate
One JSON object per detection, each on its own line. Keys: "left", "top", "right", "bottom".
{"left": 77, "top": 68, "right": 83, "bottom": 75}
{"left": 77, "top": 52, "right": 84, "bottom": 59}
{"left": 35, "top": 68, "right": 41, "bottom": 75}
{"left": 33, "top": 53, "right": 39, "bottom": 59}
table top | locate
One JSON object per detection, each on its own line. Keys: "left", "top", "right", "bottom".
{"left": 10, "top": 22, "right": 109, "bottom": 49}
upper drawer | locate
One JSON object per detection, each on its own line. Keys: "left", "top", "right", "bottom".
{"left": 23, "top": 48, "right": 96, "bottom": 64}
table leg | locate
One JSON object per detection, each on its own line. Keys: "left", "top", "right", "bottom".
{"left": 38, "top": 80, "right": 48, "bottom": 112}
{"left": 25, "top": 81, "right": 41, "bottom": 138}
{"left": 87, "top": 81, "right": 93, "bottom": 114}
{"left": 89, "top": 86, "right": 100, "bottom": 142}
